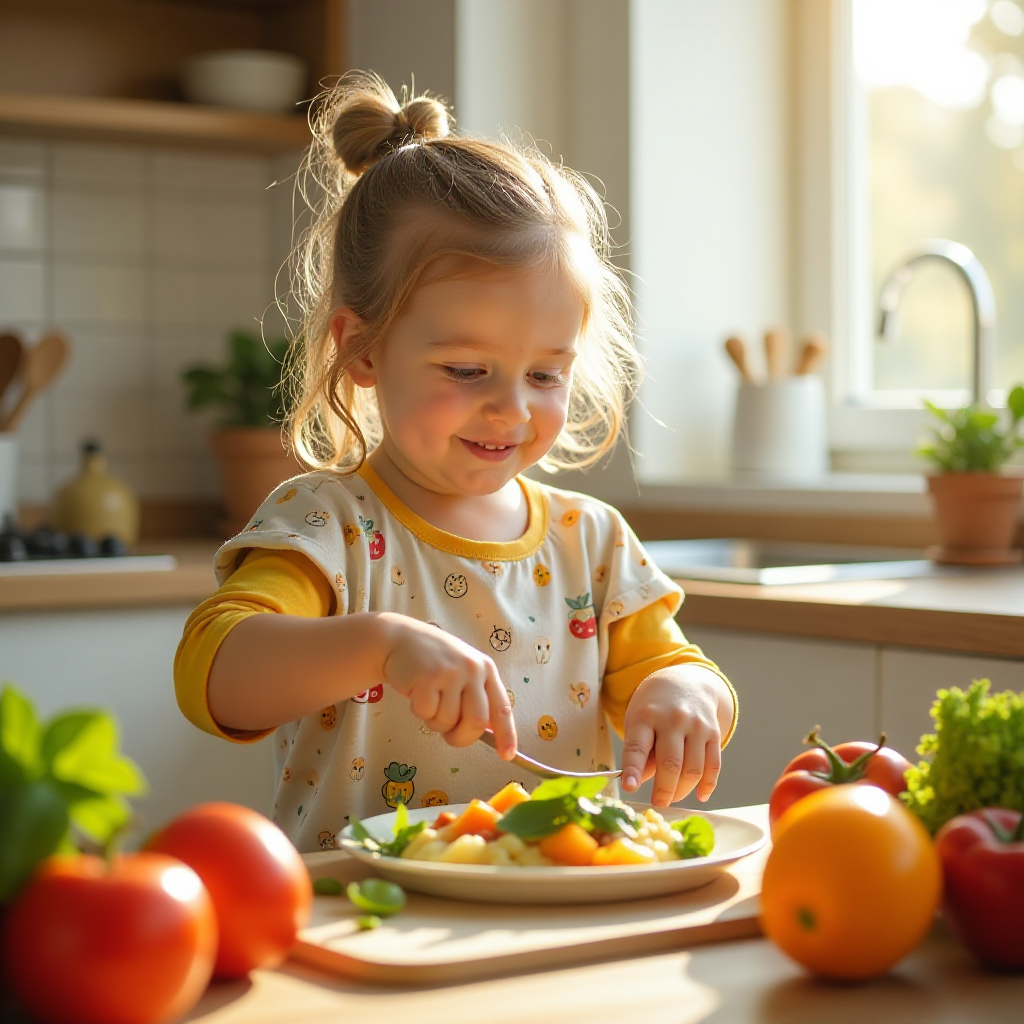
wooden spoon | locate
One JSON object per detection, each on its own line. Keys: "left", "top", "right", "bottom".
{"left": 764, "top": 327, "right": 789, "bottom": 381}
{"left": 1, "top": 332, "right": 69, "bottom": 432}
{"left": 724, "top": 336, "right": 755, "bottom": 384}
{"left": 795, "top": 332, "right": 828, "bottom": 376}
{"left": 0, "top": 333, "right": 24, "bottom": 411}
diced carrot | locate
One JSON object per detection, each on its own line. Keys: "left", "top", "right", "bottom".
{"left": 447, "top": 799, "right": 502, "bottom": 838}
{"left": 590, "top": 838, "right": 657, "bottom": 866}
{"left": 537, "top": 823, "right": 599, "bottom": 866}
{"left": 487, "top": 781, "right": 531, "bottom": 814}
{"left": 431, "top": 811, "right": 457, "bottom": 829}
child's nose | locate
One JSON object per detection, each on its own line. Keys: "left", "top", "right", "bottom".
{"left": 483, "top": 381, "right": 530, "bottom": 424}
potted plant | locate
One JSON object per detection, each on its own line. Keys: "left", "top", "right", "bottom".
{"left": 917, "top": 385, "right": 1024, "bottom": 564}
{"left": 183, "top": 330, "right": 301, "bottom": 537}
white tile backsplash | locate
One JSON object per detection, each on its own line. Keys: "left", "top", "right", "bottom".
{"left": 0, "top": 139, "right": 46, "bottom": 179}
{"left": 0, "top": 258, "right": 46, "bottom": 322}
{"left": 0, "top": 183, "right": 46, "bottom": 251}
{"left": 53, "top": 262, "right": 146, "bottom": 324}
{"left": 53, "top": 391, "right": 150, "bottom": 459}
{"left": 53, "top": 142, "right": 146, "bottom": 187}
{"left": 0, "top": 137, "right": 282, "bottom": 507}
{"left": 53, "top": 189, "right": 146, "bottom": 257}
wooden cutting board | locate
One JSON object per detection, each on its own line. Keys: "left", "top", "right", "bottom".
{"left": 293, "top": 804, "right": 770, "bottom": 985}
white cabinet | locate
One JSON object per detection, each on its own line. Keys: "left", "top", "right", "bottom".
{"left": 0, "top": 606, "right": 274, "bottom": 834}
{"left": 878, "top": 648, "right": 1024, "bottom": 762}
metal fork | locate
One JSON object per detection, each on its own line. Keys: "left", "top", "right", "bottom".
{"left": 477, "top": 729, "right": 622, "bottom": 780}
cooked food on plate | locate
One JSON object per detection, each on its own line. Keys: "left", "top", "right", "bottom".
{"left": 349, "top": 777, "right": 715, "bottom": 868}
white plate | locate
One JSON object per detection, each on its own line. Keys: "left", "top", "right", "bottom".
{"left": 337, "top": 803, "right": 766, "bottom": 905}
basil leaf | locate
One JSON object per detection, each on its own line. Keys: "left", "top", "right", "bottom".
{"left": 0, "top": 780, "right": 68, "bottom": 901}
{"left": 530, "top": 776, "right": 609, "bottom": 802}
{"left": 671, "top": 816, "right": 715, "bottom": 859}
{"left": 349, "top": 817, "right": 381, "bottom": 851}
{"left": 393, "top": 802, "right": 408, "bottom": 835}
{"left": 380, "top": 820, "right": 428, "bottom": 857}
{"left": 0, "top": 686, "right": 41, "bottom": 781}
{"left": 497, "top": 797, "right": 573, "bottom": 839}
{"left": 48, "top": 715, "right": 145, "bottom": 797}
{"left": 589, "top": 801, "right": 638, "bottom": 839}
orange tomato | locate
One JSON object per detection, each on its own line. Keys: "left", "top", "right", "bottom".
{"left": 760, "top": 784, "right": 940, "bottom": 980}
{"left": 145, "top": 803, "right": 312, "bottom": 978}
{"left": 3, "top": 853, "right": 216, "bottom": 1024}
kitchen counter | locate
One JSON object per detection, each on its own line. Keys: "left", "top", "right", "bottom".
{"left": 677, "top": 569, "right": 1024, "bottom": 659}
{"left": 183, "top": 907, "right": 1024, "bottom": 1024}
{"left": 0, "top": 541, "right": 220, "bottom": 613}
{"left": 4, "top": 538, "right": 1024, "bottom": 659}
{"left": 5, "top": 538, "right": 1024, "bottom": 660}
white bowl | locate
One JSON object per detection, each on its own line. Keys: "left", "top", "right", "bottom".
{"left": 182, "top": 49, "right": 307, "bottom": 114}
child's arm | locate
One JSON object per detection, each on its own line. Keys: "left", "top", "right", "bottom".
{"left": 208, "top": 609, "right": 517, "bottom": 757}
{"left": 619, "top": 666, "right": 734, "bottom": 806}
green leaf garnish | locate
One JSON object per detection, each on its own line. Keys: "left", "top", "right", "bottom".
{"left": 313, "top": 877, "right": 343, "bottom": 895}
{"left": 530, "top": 776, "right": 609, "bottom": 801}
{"left": 347, "top": 878, "right": 406, "bottom": 916}
{"left": 671, "top": 816, "right": 715, "bottom": 859}
{"left": 356, "top": 914, "right": 382, "bottom": 930}
{"left": 495, "top": 797, "right": 575, "bottom": 840}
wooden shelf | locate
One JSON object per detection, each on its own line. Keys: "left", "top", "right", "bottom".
{"left": 0, "top": 92, "right": 310, "bottom": 152}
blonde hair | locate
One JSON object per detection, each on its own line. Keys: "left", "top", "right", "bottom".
{"left": 284, "top": 71, "right": 640, "bottom": 474}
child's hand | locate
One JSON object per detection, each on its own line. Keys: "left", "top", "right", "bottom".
{"left": 379, "top": 613, "right": 517, "bottom": 759}
{"left": 619, "top": 667, "right": 731, "bottom": 806}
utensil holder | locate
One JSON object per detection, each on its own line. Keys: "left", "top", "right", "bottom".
{"left": 0, "top": 435, "right": 17, "bottom": 525}
{"left": 731, "top": 377, "right": 828, "bottom": 478}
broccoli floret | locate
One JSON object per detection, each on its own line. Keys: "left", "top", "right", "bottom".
{"left": 901, "top": 680, "right": 1024, "bottom": 834}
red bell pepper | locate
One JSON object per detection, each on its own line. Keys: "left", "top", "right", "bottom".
{"left": 935, "top": 808, "right": 1024, "bottom": 971}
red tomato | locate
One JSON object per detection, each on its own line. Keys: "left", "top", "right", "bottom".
{"left": 3, "top": 853, "right": 216, "bottom": 1024}
{"left": 936, "top": 808, "right": 1024, "bottom": 971}
{"left": 768, "top": 728, "right": 913, "bottom": 834}
{"left": 146, "top": 803, "right": 312, "bottom": 978}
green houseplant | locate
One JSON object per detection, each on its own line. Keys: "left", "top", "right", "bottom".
{"left": 183, "top": 330, "right": 300, "bottom": 537}
{"left": 917, "top": 386, "right": 1024, "bottom": 564}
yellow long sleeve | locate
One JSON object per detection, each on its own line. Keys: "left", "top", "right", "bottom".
{"left": 173, "top": 548, "right": 333, "bottom": 742}
{"left": 175, "top": 549, "right": 738, "bottom": 749}
{"left": 602, "top": 596, "right": 738, "bottom": 745}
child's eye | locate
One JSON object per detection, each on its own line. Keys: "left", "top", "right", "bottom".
{"left": 530, "top": 371, "right": 567, "bottom": 387}
{"left": 443, "top": 366, "right": 485, "bottom": 383}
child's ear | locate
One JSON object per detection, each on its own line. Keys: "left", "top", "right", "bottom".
{"left": 330, "top": 307, "right": 375, "bottom": 387}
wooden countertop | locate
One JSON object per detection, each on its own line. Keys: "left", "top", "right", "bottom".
{"left": 183, "top": 918, "right": 1023, "bottom": 1023}
{"left": 676, "top": 569, "right": 1024, "bottom": 659}
{"left": 4, "top": 539, "right": 1024, "bottom": 659}
{"left": 0, "top": 541, "right": 220, "bottom": 613}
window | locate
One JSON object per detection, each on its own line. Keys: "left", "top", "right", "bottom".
{"left": 843, "top": 0, "right": 1024, "bottom": 411}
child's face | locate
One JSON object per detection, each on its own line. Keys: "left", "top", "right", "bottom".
{"left": 350, "top": 263, "right": 583, "bottom": 496}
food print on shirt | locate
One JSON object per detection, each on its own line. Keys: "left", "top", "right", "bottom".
{"left": 215, "top": 465, "right": 683, "bottom": 852}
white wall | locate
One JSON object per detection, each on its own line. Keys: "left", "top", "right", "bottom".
{"left": 630, "top": 0, "right": 793, "bottom": 482}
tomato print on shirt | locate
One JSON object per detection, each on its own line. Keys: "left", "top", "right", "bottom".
{"left": 565, "top": 592, "right": 597, "bottom": 639}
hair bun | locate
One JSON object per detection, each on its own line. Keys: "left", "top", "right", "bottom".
{"left": 329, "top": 72, "right": 452, "bottom": 176}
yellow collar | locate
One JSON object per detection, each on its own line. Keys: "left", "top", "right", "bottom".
{"left": 356, "top": 462, "right": 549, "bottom": 561}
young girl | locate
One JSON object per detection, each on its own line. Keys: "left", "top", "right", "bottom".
{"left": 174, "top": 73, "right": 737, "bottom": 852}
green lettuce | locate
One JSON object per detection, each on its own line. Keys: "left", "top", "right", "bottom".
{"left": 901, "top": 679, "right": 1024, "bottom": 834}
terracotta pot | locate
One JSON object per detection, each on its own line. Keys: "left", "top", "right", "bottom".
{"left": 927, "top": 472, "right": 1024, "bottom": 565}
{"left": 210, "top": 427, "right": 303, "bottom": 537}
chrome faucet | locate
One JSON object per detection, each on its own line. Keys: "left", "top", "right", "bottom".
{"left": 877, "top": 239, "right": 997, "bottom": 406}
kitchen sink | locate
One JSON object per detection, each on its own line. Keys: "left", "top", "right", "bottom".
{"left": 643, "top": 538, "right": 953, "bottom": 586}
